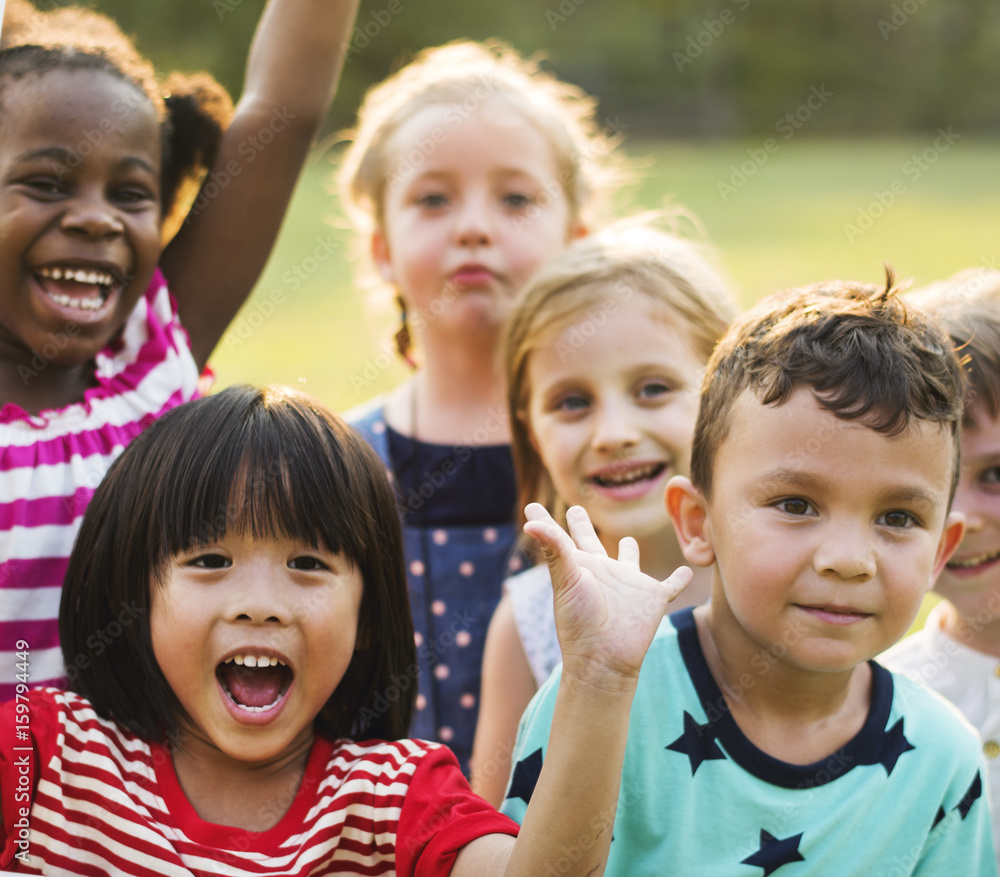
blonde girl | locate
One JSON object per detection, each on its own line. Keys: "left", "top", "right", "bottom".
{"left": 338, "top": 40, "right": 622, "bottom": 772}
{"left": 0, "top": 0, "right": 358, "bottom": 701}
{"left": 471, "top": 217, "right": 739, "bottom": 805}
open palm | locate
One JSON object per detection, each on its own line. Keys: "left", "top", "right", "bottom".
{"left": 523, "top": 503, "right": 693, "bottom": 687}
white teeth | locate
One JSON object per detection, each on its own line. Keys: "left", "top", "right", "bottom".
{"left": 949, "top": 549, "right": 1000, "bottom": 569}
{"left": 223, "top": 653, "right": 286, "bottom": 667}
{"left": 37, "top": 266, "right": 115, "bottom": 286}
{"left": 593, "top": 463, "right": 663, "bottom": 487}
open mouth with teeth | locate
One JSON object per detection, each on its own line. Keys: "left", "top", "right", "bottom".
{"left": 590, "top": 462, "right": 667, "bottom": 489}
{"left": 216, "top": 654, "right": 293, "bottom": 713}
{"left": 35, "top": 265, "right": 119, "bottom": 312}
{"left": 947, "top": 548, "right": 1000, "bottom": 572}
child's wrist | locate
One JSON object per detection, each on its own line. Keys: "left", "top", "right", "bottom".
{"left": 559, "top": 654, "right": 642, "bottom": 698}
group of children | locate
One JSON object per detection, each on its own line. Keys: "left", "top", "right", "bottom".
{"left": 0, "top": 0, "right": 998, "bottom": 874}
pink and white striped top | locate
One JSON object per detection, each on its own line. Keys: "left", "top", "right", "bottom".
{"left": 0, "top": 271, "right": 201, "bottom": 702}
{"left": 0, "top": 689, "right": 518, "bottom": 875}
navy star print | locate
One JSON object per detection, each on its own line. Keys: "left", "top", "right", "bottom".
{"left": 505, "top": 747, "right": 544, "bottom": 805}
{"left": 666, "top": 711, "right": 727, "bottom": 775}
{"left": 741, "top": 830, "right": 805, "bottom": 876}
{"left": 854, "top": 718, "right": 915, "bottom": 775}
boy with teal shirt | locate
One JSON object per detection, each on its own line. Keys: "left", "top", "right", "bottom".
{"left": 501, "top": 276, "right": 996, "bottom": 875}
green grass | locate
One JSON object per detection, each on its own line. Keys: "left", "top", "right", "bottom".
{"left": 209, "top": 137, "right": 1000, "bottom": 414}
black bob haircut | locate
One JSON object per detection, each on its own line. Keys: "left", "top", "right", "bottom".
{"left": 59, "top": 385, "right": 415, "bottom": 743}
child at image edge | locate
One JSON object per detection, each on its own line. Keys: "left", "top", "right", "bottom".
{"left": 471, "top": 217, "right": 739, "bottom": 805}
{"left": 500, "top": 276, "right": 997, "bottom": 874}
{"left": 0, "top": 0, "right": 358, "bottom": 701}
{"left": 882, "top": 268, "right": 1000, "bottom": 870}
{"left": 0, "top": 384, "right": 691, "bottom": 875}
{"left": 338, "top": 41, "right": 621, "bottom": 772}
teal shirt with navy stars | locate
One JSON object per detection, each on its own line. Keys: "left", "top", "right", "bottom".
{"left": 500, "top": 608, "right": 997, "bottom": 876}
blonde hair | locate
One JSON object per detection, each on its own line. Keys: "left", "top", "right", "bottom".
{"left": 504, "top": 214, "right": 739, "bottom": 534}
{"left": 338, "top": 40, "right": 621, "bottom": 237}
{"left": 908, "top": 268, "right": 1000, "bottom": 424}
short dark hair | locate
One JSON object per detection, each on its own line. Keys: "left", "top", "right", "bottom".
{"left": 59, "top": 386, "right": 415, "bottom": 743}
{"left": 908, "top": 268, "right": 1000, "bottom": 425}
{"left": 690, "top": 271, "right": 967, "bottom": 499}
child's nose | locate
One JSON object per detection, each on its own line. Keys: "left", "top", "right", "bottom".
{"left": 454, "top": 196, "right": 493, "bottom": 246}
{"left": 230, "top": 569, "right": 290, "bottom": 625}
{"left": 591, "top": 402, "right": 640, "bottom": 452}
{"left": 60, "top": 194, "right": 125, "bottom": 240}
{"left": 812, "top": 522, "right": 877, "bottom": 580}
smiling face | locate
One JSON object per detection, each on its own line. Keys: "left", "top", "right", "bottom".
{"left": 674, "top": 389, "right": 963, "bottom": 675}
{"left": 150, "top": 533, "right": 364, "bottom": 768}
{"left": 0, "top": 68, "right": 162, "bottom": 371}
{"left": 372, "top": 98, "right": 579, "bottom": 344}
{"left": 934, "top": 406, "right": 1000, "bottom": 621}
{"left": 524, "top": 296, "right": 704, "bottom": 552}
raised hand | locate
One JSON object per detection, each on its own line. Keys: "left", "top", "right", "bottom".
{"left": 523, "top": 503, "right": 692, "bottom": 688}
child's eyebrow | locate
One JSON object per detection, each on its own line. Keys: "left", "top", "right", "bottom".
{"left": 758, "top": 468, "right": 941, "bottom": 508}
{"left": 15, "top": 146, "right": 76, "bottom": 164}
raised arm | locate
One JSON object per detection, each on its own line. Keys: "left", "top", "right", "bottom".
{"left": 455, "top": 505, "right": 692, "bottom": 876}
{"left": 160, "top": 0, "right": 360, "bottom": 370}
{"left": 470, "top": 594, "right": 539, "bottom": 808}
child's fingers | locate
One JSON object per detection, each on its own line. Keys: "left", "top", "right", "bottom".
{"left": 664, "top": 566, "right": 694, "bottom": 602}
{"left": 565, "top": 506, "right": 607, "bottom": 556}
{"left": 617, "top": 536, "right": 640, "bottom": 567}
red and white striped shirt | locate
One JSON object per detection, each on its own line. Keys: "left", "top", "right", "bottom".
{"left": 0, "top": 689, "right": 518, "bottom": 875}
{"left": 0, "top": 271, "right": 201, "bottom": 702}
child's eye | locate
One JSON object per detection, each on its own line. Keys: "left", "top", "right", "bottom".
{"left": 775, "top": 497, "right": 814, "bottom": 516}
{"left": 114, "top": 186, "right": 156, "bottom": 207}
{"left": 878, "top": 510, "right": 918, "bottom": 529}
{"left": 637, "top": 380, "right": 672, "bottom": 401}
{"left": 189, "top": 553, "right": 230, "bottom": 569}
{"left": 416, "top": 192, "right": 448, "bottom": 208}
{"left": 289, "top": 555, "right": 329, "bottom": 572}
{"left": 502, "top": 192, "right": 534, "bottom": 209}
{"left": 23, "top": 177, "right": 64, "bottom": 197}
{"left": 980, "top": 466, "right": 1000, "bottom": 487}
{"left": 554, "top": 394, "right": 590, "bottom": 414}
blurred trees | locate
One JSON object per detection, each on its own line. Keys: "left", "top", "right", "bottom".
{"left": 91, "top": 0, "right": 1000, "bottom": 137}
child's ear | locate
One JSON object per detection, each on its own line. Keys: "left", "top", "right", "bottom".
{"left": 666, "top": 475, "right": 715, "bottom": 567}
{"left": 930, "top": 511, "right": 966, "bottom": 586}
{"left": 371, "top": 230, "right": 394, "bottom": 283}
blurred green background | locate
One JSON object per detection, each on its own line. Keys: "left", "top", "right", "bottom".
{"left": 76, "top": 0, "right": 1000, "bottom": 412}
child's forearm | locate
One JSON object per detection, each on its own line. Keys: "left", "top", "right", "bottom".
{"left": 454, "top": 668, "right": 639, "bottom": 877}
{"left": 505, "top": 669, "right": 637, "bottom": 875}
{"left": 240, "top": 0, "right": 360, "bottom": 126}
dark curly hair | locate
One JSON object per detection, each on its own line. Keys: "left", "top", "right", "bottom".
{"left": 690, "top": 268, "right": 967, "bottom": 500}
{"left": 1, "top": 0, "right": 233, "bottom": 232}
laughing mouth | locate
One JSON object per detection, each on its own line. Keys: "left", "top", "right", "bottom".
{"left": 590, "top": 462, "right": 666, "bottom": 488}
{"left": 948, "top": 548, "right": 1000, "bottom": 570}
{"left": 36, "top": 265, "right": 119, "bottom": 311}
{"left": 216, "top": 653, "right": 293, "bottom": 712}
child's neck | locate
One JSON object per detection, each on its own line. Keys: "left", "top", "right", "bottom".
{"left": 0, "top": 354, "right": 98, "bottom": 416}
{"left": 384, "top": 353, "right": 509, "bottom": 445}
{"left": 694, "top": 603, "right": 872, "bottom": 765}
{"left": 939, "top": 601, "right": 1000, "bottom": 658}
{"left": 169, "top": 728, "right": 314, "bottom": 832}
